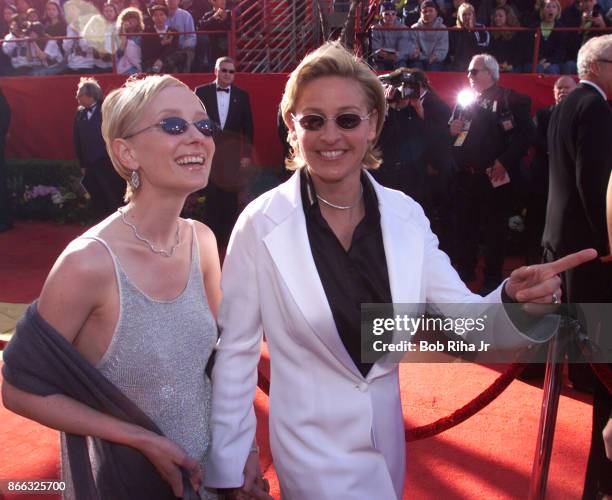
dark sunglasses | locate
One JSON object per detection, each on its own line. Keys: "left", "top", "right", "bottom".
{"left": 291, "top": 112, "right": 371, "bottom": 131}
{"left": 467, "top": 68, "right": 488, "bottom": 76}
{"left": 220, "top": 68, "right": 235, "bottom": 74}
{"left": 124, "top": 117, "right": 218, "bottom": 139}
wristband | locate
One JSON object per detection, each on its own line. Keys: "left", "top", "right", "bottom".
{"left": 250, "top": 444, "right": 260, "bottom": 454}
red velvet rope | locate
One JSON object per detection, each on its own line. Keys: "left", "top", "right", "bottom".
{"left": 1, "top": 335, "right": 607, "bottom": 442}
{"left": 404, "top": 363, "right": 527, "bottom": 442}
{"left": 256, "top": 362, "right": 528, "bottom": 441}
{"left": 256, "top": 361, "right": 612, "bottom": 442}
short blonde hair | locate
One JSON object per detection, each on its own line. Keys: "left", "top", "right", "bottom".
{"left": 101, "top": 74, "right": 189, "bottom": 201}
{"left": 539, "top": 0, "right": 561, "bottom": 21}
{"left": 280, "top": 41, "right": 386, "bottom": 171}
{"left": 457, "top": 2, "right": 474, "bottom": 27}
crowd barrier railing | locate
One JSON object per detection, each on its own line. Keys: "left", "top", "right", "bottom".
{"left": 366, "top": 24, "right": 612, "bottom": 73}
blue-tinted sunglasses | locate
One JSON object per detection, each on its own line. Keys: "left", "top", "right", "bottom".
{"left": 124, "top": 117, "right": 218, "bottom": 139}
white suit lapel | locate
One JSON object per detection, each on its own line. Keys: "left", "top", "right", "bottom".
{"left": 366, "top": 172, "right": 425, "bottom": 380}
{"left": 262, "top": 173, "right": 363, "bottom": 379}
{"left": 372, "top": 174, "right": 424, "bottom": 304}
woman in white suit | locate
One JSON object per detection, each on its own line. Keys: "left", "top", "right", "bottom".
{"left": 205, "top": 42, "right": 597, "bottom": 499}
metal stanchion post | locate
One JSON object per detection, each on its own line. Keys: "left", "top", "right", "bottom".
{"left": 527, "top": 317, "right": 570, "bottom": 500}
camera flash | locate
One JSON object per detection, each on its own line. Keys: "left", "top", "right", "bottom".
{"left": 457, "top": 89, "right": 476, "bottom": 108}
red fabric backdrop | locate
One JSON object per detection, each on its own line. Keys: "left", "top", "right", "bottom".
{"left": 1, "top": 72, "right": 562, "bottom": 166}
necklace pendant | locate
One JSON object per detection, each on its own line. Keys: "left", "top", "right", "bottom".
{"left": 118, "top": 207, "right": 181, "bottom": 258}
{"left": 316, "top": 185, "right": 364, "bottom": 210}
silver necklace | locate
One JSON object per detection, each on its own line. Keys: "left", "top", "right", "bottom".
{"left": 316, "top": 185, "right": 364, "bottom": 210}
{"left": 118, "top": 207, "right": 180, "bottom": 258}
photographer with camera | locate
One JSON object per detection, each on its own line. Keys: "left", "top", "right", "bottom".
{"left": 375, "top": 67, "right": 455, "bottom": 252}
{"left": 449, "top": 54, "right": 534, "bottom": 293}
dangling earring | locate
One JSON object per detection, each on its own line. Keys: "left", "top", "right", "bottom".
{"left": 130, "top": 170, "right": 140, "bottom": 189}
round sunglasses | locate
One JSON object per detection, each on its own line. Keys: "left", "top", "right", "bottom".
{"left": 291, "top": 112, "right": 372, "bottom": 131}
{"left": 124, "top": 117, "right": 218, "bottom": 139}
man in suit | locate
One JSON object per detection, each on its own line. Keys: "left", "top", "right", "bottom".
{"left": 196, "top": 56, "right": 253, "bottom": 248}
{"left": 543, "top": 34, "right": 612, "bottom": 499}
{"left": 73, "top": 77, "right": 124, "bottom": 220}
{"left": 0, "top": 87, "right": 12, "bottom": 232}
{"left": 449, "top": 53, "right": 535, "bottom": 293}
{"left": 527, "top": 76, "right": 577, "bottom": 265}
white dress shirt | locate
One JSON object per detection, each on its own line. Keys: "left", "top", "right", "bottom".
{"left": 216, "top": 85, "right": 231, "bottom": 129}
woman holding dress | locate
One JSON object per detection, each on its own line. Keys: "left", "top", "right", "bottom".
{"left": 2, "top": 74, "right": 222, "bottom": 499}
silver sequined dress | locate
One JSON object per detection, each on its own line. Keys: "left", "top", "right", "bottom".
{"left": 61, "top": 223, "right": 218, "bottom": 499}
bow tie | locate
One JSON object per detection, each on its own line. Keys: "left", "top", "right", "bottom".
{"left": 216, "top": 87, "right": 229, "bottom": 93}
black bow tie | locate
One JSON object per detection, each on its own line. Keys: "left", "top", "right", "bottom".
{"left": 216, "top": 87, "right": 229, "bottom": 93}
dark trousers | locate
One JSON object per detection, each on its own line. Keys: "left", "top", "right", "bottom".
{"left": 423, "top": 171, "right": 456, "bottom": 258}
{"left": 524, "top": 192, "right": 547, "bottom": 265}
{"left": 83, "top": 159, "right": 125, "bottom": 220}
{"left": 454, "top": 171, "right": 511, "bottom": 284}
{"left": 0, "top": 145, "right": 11, "bottom": 226}
{"left": 202, "top": 181, "right": 238, "bottom": 248}
{"left": 583, "top": 376, "right": 612, "bottom": 498}
{"left": 542, "top": 248, "right": 612, "bottom": 498}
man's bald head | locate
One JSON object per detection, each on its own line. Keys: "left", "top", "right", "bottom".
{"left": 553, "top": 76, "right": 577, "bottom": 104}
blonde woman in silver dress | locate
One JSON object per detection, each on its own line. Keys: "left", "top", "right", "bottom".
{"left": 2, "top": 75, "right": 223, "bottom": 498}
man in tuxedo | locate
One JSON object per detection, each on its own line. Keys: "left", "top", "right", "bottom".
{"left": 543, "top": 34, "right": 612, "bottom": 499}
{"left": 196, "top": 56, "right": 253, "bottom": 248}
{"left": 0, "top": 87, "right": 12, "bottom": 232}
{"left": 73, "top": 78, "right": 124, "bottom": 220}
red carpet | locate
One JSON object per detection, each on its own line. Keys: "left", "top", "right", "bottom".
{"left": 0, "top": 221, "right": 592, "bottom": 499}
{"left": 0, "top": 222, "right": 86, "bottom": 304}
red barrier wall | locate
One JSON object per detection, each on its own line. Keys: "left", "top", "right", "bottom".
{"left": 1, "top": 72, "right": 562, "bottom": 167}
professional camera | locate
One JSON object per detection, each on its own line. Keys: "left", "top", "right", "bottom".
{"left": 378, "top": 69, "right": 422, "bottom": 103}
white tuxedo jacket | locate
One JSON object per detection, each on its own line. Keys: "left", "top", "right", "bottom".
{"left": 205, "top": 171, "right": 551, "bottom": 499}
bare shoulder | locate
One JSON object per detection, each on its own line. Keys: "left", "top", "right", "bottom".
{"left": 190, "top": 219, "right": 218, "bottom": 255}
{"left": 45, "top": 238, "right": 114, "bottom": 290}
{"left": 37, "top": 237, "right": 116, "bottom": 341}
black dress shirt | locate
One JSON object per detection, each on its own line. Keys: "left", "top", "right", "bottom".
{"left": 301, "top": 169, "right": 392, "bottom": 377}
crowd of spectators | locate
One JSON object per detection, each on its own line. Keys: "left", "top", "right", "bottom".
{"left": 371, "top": 0, "right": 612, "bottom": 73}
{"left": 3, "top": 0, "right": 610, "bottom": 76}
{"left": 0, "top": 0, "right": 235, "bottom": 75}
